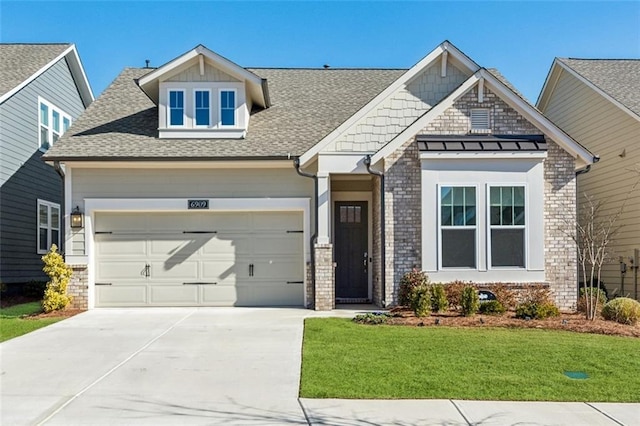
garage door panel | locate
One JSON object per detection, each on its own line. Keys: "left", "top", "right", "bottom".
{"left": 253, "top": 259, "right": 303, "bottom": 280}
{"left": 201, "top": 286, "right": 239, "bottom": 305}
{"left": 149, "top": 261, "right": 199, "bottom": 280}
{"left": 96, "top": 260, "right": 148, "bottom": 280}
{"left": 202, "top": 259, "right": 246, "bottom": 283}
{"left": 95, "top": 236, "right": 147, "bottom": 256}
{"left": 201, "top": 235, "right": 250, "bottom": 255}
{"left": 96, "top": 285, "right": 147, "bottom": 306}
{"left": 235, "top": 283, "right": 303, "bottom": 306}
{"left": 212, "top": 213, "right": 251, "bottom": 231}
{"left": 252, "top": 212, "right": 302, "bottom": 231}
{"left": 251, "top": 235, "right": 303, "bottom": 255}
{"left": 149, "top": 285, "right": 198, "bottom": 305}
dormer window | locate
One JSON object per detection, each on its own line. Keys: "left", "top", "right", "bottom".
{"left": 194, "top": 90, "right": 211, "bottom": 126}
{"left": 168, "top": 90, "right": 185, "bottom": 126}
{"left": 220, "top": 90, "right": 236, "bottom": 126}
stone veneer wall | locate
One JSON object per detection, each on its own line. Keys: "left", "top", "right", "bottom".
{"left": 372, "top": 177, "right": 382, "bottom": 305}
{"left": 68, "top": 264, "right": 88, "bottom": 310}
{"left": 314, "top": 243, "right": 335, "bottom": 310}
{"left": 305, "top": 261, "right": 314, "bottom": 309}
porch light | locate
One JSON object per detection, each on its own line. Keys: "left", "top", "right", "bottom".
{"left": 70, "top": 206, "right": 84, "bottom": 229}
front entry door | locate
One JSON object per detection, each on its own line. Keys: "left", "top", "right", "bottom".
{"left": 335, "top": 201, "right": 368, "bottom": 300}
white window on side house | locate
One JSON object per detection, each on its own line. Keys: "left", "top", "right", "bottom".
{"left": 38, "top": 199, "right": 60, "bottom": 254}
{"left": 470, "top": 108, "right": 491, "bottom": 134}
{"left": 489, "top": 186, "right": 526, "bottom": 268}
{"left": 440, "top": 186, "right": 476, "bottom": 268}
{"left": 39, "top": 98, "right": 71, "bottom": 151}
{"left": 194, "top": 90, "right": 211, "bottom": 126}
{"left": 220, "top": 90, "right": 236, "bottom": 126}
{"left": 168, "top": 90, "right": 185, "bottom": 126}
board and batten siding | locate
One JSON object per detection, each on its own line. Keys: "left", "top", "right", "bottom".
{"left": 542, "top": 68, "right": 640, "bottom": 299}
{"left": 0, "top": 57, "right": 86, "bottom": 283}
{"left": 69, "top": 167, "right": 314, "bottom": 256}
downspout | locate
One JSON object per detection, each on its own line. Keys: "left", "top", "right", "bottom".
{"left": 293, "top": 158, "right": 317, "bottom": 307}
{"left": 53, "top": 161, "right": 65, "bottom": 254}
{"left": 364, "top": 155, "right": 386, "bottom": 307}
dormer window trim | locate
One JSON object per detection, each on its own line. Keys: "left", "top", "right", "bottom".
{"left": 167, "top": 89, "right": 186, "bottom": 128}
{"left": 219, "top": 88, "right": 237, "bottom": 128}
{"left": 193, "top": 88, "right": 212, "bottom": 128}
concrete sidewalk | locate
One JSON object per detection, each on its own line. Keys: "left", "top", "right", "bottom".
{"left": 1, "top": 307, "right": 638, "bottom": 425}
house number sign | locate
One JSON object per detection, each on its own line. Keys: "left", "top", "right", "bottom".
{"left": 188, "top": 200, "right": 209, "bottom": 209}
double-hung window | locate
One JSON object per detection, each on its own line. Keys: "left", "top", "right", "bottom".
{"left": 38, "top": 200, "right": 60, "bottom": 254}
{"left": 490, "top": 186, "right": 525, "bottom": 267}
{"left": 194, "top": 90, "right": 210, "bottom": 126}
{"left": 440, "top": 186, "right": 476, "bottom": 268}
{"left": 220, "top": 90, "right": 236, "bottom": 126}
{"left": 39, "top": 98, "right": 71, "bottom": 151}
{"left": 168, "top": 90, "right": 185, "bottom": 126}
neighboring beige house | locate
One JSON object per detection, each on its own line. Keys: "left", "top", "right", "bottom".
{"left": 538, "top": 58, "right": 640, "bottom": 300}
{"left": 44, "top": 41, "right": 595, "bottom": 311}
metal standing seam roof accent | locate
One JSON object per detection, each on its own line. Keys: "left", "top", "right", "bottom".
{"left": 558, "top": 58, "right": 640, "bottom": 117}
{"left": 43, "top": 67, "right": 406, "bottom": 161}
{"left": 416, "top": 135, "right": 548, "bottom": 152}
{"left": 0, "top": 43, "right": 71, "bottom": 99}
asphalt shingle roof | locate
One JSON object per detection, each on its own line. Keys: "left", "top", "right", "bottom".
{"left": 558, "top": 58, "right": 640, "bottom": 117}
{"left": 0, "top": 43, "right": 71, "bottom": 99}
{"left": 44, "top": 67, "right": 406, "bottom": 160}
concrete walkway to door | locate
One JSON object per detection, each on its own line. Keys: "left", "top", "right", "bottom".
{"left": 1, "top": 307, "right": 639, "bottom": 425}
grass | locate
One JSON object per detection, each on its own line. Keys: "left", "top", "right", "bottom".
{"left": 300, "top": 318, "right": 640, "bottom": 402}
{"left": 0, "top": 302, "right": 62, "bottom": 343}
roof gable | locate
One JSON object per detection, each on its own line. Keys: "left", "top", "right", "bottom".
{"left": 0, "top": 43, "right": 94, "bottom": 106}
{"left": 137, "top": 44, "right": 268, "bottom": 108}
{"left": 538, "top": 58, "right": 640, "bottom": 122}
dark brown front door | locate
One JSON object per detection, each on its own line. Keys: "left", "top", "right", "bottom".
{"left": 335, "top": 201, "right": 368, "bottom": 300}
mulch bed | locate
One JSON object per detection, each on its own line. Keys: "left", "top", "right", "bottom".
{"left": 387, "top": 308, "right": 640, "bottom": 338}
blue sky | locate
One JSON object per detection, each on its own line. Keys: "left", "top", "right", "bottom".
{"left": 1, "top": 1, "right": 639, "bottom": 102}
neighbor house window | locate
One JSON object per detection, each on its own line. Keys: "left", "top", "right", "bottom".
{"left": 168, "top": 90, "right": 185, "bottom": 126}
{"left": 194, "top": 90, "right": 210, "bottom": 126}
{"left": 490, "top": 186, "right": 525, "bottom": 267}
{"left": 37, "top": 200, "right": 60, "bottom": 254}
{"left": 440, "top": 186, "right": 476, "bottom": 268}
{"left": 38, "top": 98, "right": 71, "bottom": 151}
{"left": 220, "top": 90, "right": 235, "bottom": 126}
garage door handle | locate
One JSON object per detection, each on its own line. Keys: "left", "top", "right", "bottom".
{"left": 183, "top": 282, "right": 217, "bottom": 285}
{"left": 95, "top": 282, "right": 112, "bottom": 286}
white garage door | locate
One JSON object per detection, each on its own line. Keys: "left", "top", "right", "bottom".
{"left": 94, "top": 211, "right": 304, "bottom": 307}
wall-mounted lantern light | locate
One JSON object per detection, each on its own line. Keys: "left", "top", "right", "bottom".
{"left": 70, "top": 206, "right": 84, "bottom": 229}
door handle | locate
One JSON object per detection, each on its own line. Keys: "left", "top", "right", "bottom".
{"left": 249, "top": 264, "right": 254, "bottom": 277}
{"left": 363, "top": 251, "right": 368, "bottom": 267}
{"left": 140, "top": 264, "right": 150, "bottom": 278}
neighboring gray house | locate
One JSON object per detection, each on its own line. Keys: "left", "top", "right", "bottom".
{"left": 0, "top": 44, "right": 93, "bottom": 284}
{"left": 43, "top": 41, "right": 595, "bottom": 311}
{"left": 538, "top": 58, "right": 640, "bottom": 300}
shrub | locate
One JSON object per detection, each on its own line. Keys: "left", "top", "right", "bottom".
{"left": 460, "top": 286, "right": 479, "bottom": 317}
{"left": 411, "top": 284, "right": 431, "bottom": 318}
{"left": 445, "top": 280, "right": 467, "bottom": 311}
{"left": 478, "top": 300, "right": 506, "bottom": 315}
{"left": 398, "top": 269, "right": 429, "bottom": 307}
{"left": 577, "top": 287, "right": 607, "bottom": 314}
{"left": 519, "top": 284, "right": 554, "bottom": 305}
{"left": 41, "top": 245, "right": 73, "bottom": 313}
{"left": 353, "top": 312, "right": 391, "bottom": 325}
{"left": 602, "top": 298, "right": 640, "bottom": 325}
{"left": 485, "top": 283, "right": 518, "bottom": 310}
{"left": 24, "top": 280, "right": 47, "bottom": 298}
{"left": 430, "top": 284, "right": 448, "bottom": 313}
{"left": 515, "top": 301, "right": 560, "bottom": 320}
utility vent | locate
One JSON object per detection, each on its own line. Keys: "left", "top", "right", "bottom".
{"left": 470, "top": 109, "right": 491, "bottom": 134}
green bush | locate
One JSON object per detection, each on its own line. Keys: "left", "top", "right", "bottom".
{"left": 411, "top": 284, "right": 431, "bottom": 318}
{"left": 353, "top": 312, "right": 391, "bottom": 325}
{"left": 478, "top": 300, "right": 506, "bottom": 315}
{"left": 444, "top": 280, "right": 467, "bottom": 311}
{"left": 398, "top": 269, "right": 429, "bottom": 307}
{"left": 460, "top": 286, "right": 479, "bottom": 317}
{"left": 484, "top": 283, "right": 517, "bottom": 310}
{"left": 602, "top": 298, "right": 640, "bottom": 325}
{"left": 430, "top": 284, "right": 448, "bottom": 313}
{"left": 515, "top": 301, "right": 559, "bottom": 320}
{"left": 577, "top": 287, "right": 607, "bottom": 313}
{"left": 41, "top": 245, "right": 73, "bottom": 313}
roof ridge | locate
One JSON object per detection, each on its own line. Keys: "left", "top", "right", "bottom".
{"left": 561, "top": 57, "right": 640, "bottom": 61}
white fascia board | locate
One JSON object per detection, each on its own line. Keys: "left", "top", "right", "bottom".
{"left": 419, "top": 152, "right": 547, "bottom": 160}
{"left": 480, "top": 69, "right": 595, "bottom": 169}
{"left": 370, "top": 73, "right": 481, "bottom": 164}
{"left": 298, "top": 41, "right": 481, "bottom": 167}
{"left": 535, "top": 58, "right": 561, "bottom": 111}
{"left": 56, "top": 160, "right": 295, "bottom": 169}
{"left": 0, "top": 44, "right": 94, "bottom": 105}
{"left": 550, "top": 60, "right": 640, "bottom": 123}
{"left": 66, "top": 45, "right": 95, "bottom": 107}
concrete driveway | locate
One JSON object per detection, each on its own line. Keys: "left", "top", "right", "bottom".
{"left": 1, "top": 308, "right": 309, "bottom": 425}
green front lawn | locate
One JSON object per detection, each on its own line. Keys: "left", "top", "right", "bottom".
{"left": 0, "top": 302, "right": 62, "bottom": 342}
{"left": 300, "top": 318, "right": 640, "bottom": 401}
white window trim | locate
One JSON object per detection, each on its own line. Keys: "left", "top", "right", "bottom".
{"left": 486, "top": 183, "right": 528, "bottom": 270}
{"left": 437, "top": 184, "right": 479, "bottom": 271}
{"left": 193, "top": 88, "right": 212, "bottom": 128}
{"left": 167, "top": 89, "right": 186, "bottom": 128}
{"left": 38, "top": 97, "right": 72, "bottom": 152}
{"left": 219, "top": 88, "right": 237, "bottom": 128}
{"left": 37, "top": 199, "right": 60, "bottom": 254}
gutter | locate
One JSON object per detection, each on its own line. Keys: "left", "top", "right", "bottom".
{"left": 364, "top": 155, "right": 386, "bottom": 307}
{"left": 53, "top": 161, "right": 65, "bottom": 253}
{"left": 293, "top": 158, "right": 317, "bottom": 308}
{"left": 576, "top": 155, "right": 600, "bottom": 176}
